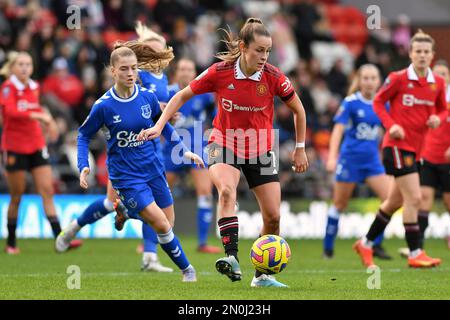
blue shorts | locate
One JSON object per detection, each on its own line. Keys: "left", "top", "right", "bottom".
{"left": 163, "top": 141, "right": 208, "bottom": 173}
{"left": 112, "top": 175, "right": 173, "bottom": 219}
{"left": 335, "top": 157, "right": 385, "bottom": 183}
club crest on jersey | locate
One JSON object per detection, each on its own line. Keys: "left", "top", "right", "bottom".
{"left": 256, "top": 83, "right": 268, "bottom": 96}
{"left": 127, "top": 198, "right": 137, "bottom": 209}
{"left": 141, "top": 104, "right": 152, "bottom": 119}
{"left": 404, "top": 155, "right": 414, "bottom": 167}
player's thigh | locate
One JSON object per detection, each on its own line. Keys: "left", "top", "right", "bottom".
{"left": 208, "top": 163, "right": 240, "bottom": 197}
{"left": 148, "top": 175, "right": 174, "bottom": 215}
{"left": 332, "top": 182, "right": 356, "bottom": 211}
{"left": 395, "top": 173, "right": 422, "bottom": 207}
{"left": 30, "top": 165, "right": 54, "bottom": 197}
{"left": 190, "top": 168, "right": 212, "bottom": 196}
{"left": 113, "top": 182, "right": 155, "bottom": 219}
{"left": 366, "top": 174, "right": 392, "bottom": 201}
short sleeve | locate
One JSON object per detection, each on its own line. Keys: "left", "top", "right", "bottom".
{"left": 276, "top": 73, "right": 295, "bottom": 102}
{"left": 189, "top": 65, "right": 216, "bottom": 94}
{"left": 333, "top": 99, "right": 352, "bottom": 125}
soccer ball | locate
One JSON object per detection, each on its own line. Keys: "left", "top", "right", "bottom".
{"left": 250, "top": 234, "right": 291, "bottom": 274}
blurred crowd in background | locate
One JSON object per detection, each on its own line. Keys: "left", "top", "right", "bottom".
{"left": 0, "top": 0, "right": 415, "bottom": 199}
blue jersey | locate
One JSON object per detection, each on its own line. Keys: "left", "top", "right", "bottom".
{"left": 168, "top": 83, "right": 214, "bottom": 131}
{"left": 77, "top": 84, "right": 183, "bottom": 187}
{"left": 334, "top": 92, "right": 383, "bottom": 161}
{"left": 138, "top": 70, "right": 170, "bottom": 103}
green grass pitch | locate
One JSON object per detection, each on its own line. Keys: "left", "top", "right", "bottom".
{"left": 1, "top": 237, "right": 449, "bottom": 299}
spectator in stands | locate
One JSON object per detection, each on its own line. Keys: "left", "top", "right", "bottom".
{"left": 41, "top": 57, "right": 85, "bottom": 116}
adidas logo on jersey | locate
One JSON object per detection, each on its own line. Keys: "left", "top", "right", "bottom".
{"left": 227, "top": 83, "right": 235, "bottom": 90}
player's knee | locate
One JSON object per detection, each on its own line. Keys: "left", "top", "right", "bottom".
{"left": 38, "top": 184, "right": 55, "bottom": 199}
{"left": 152, "top": 219, "right": 171, "bottom": 234}
{"left": 263, "top": 213, "right": 280, "bottom": 232}
{"left": 407, "top": 194, "right": 422, "bottom": 209}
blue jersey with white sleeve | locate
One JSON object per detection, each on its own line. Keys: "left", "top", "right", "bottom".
{"left": 334, "top": 91, "right": 385, "bottom": 183}
{"left": 334, "top": 91, "right": 383, "bottom": 161}
{"left": 78, "top": 84, "right": 183, "bottom": 187}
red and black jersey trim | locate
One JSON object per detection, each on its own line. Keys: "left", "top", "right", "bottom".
{"left": 216, "top": 61, "right": 234, "bottom": 72}
{"left": 280, "top": 91, "right": 295, "bottom": 102}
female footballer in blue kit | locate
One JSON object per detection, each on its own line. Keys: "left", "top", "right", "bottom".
{"left": 323, "top": 64, "right": 392, "bottom": 259}
{"left": 132, "top": 22, "right": 185, "bottom": 272}
{"left": 70, "top": 43, "right": 199, "bottom": 281}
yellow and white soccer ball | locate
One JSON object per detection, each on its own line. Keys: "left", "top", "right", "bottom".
{"left": 250, "top": 234, "right": 291, "bottom": 274}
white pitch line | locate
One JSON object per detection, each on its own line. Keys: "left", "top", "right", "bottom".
{"left": 1, "top": 267, "right": 449, "bottom": 278}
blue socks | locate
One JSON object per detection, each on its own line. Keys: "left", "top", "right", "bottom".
{"left": 142, "top": 223, "right": 158, "bottom": 253}
{"left": 323, "top": 205, "right": 340, "bottom": 252}
{"left": 157, "top": 228, "right": 190, "bottom": 270}
{"left": 373, "top": 233, "right": 384, "bottom": 247}
{"left": 324, "top": 205, "right": 386, "bottom": 252}
{"left": 197, "top": 195, "right": 213, "bottom": 247}
{"left": 77, "top": 198, "right": 114, "bottom": 227}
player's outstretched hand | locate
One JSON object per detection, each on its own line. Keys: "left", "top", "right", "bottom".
{"left": 291, "top": 148, "right": 309, "bottom": 173}
{"left": 80, "top": 167, "right": 90, "bottom": 189}
{"left": 138, "top": 126, "right": 162, "bottom": 141}
{"left": 426, "top": 114, "right": 441, "bottom": 129}
{"left": 184, "top": 151, "right": 205, "bottom": 168}
{"left": 389, "top": 124, "right": 405, "bottom": 140}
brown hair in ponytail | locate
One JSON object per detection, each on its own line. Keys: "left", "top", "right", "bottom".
{"left": 216, "top": 17, "right": 271, "bottom": 63}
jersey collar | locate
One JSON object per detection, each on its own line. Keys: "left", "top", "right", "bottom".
{"left": 110, "top": 84, "right": 139, "bottom": 102}
{"left": 356, "top": 91, "right": 373, "bottom": 104}
{"left": 10, "top": 75, "right": 38, "bottom": 90}
{"left": 234, "top": 57, "right": 263, "bottom": 82}
{"left": 407, "top": 64, "right": 435, "bottom": 83}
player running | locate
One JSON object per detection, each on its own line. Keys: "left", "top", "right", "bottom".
{"left": 138, "top": 18, "right": 309, "bottom": 287}
{"left": 353, "top": 30, "right": 447, "bottom": 268}
{"left": 323, "top": 64, "right": 392, "bottom": 260}
{"left": 76, "top": 43, "right": 198, "bottom": 281}
{"left": 0, "top": 51, "right": 82, "bottom": 254}
{"left": 163, "top": 58, "right": 221, "bottom": 254}
{"left": 399, "top": 59, "right": 450, "bottom": 257}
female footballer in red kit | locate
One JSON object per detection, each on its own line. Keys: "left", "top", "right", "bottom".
{"left": 353, "top": 30, "right": 447, "bottom": 268}
{"left": 138, "top": 18, "right": 309, "bottom": 287}
{"left": 0, "top": 52, "right": 82, "bottom": 254}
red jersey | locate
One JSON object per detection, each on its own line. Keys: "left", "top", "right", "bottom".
{"left": 374, "top": 64, "right": 447, "bottom": 155}
{"left": 421, "top": 85, "right": 450, "bottom": 164}
{"left": 189, "top": 59, "right": 295, "bottom": 158}
{"left": 1, "top": 75, "right": 46, "bottom": 154}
